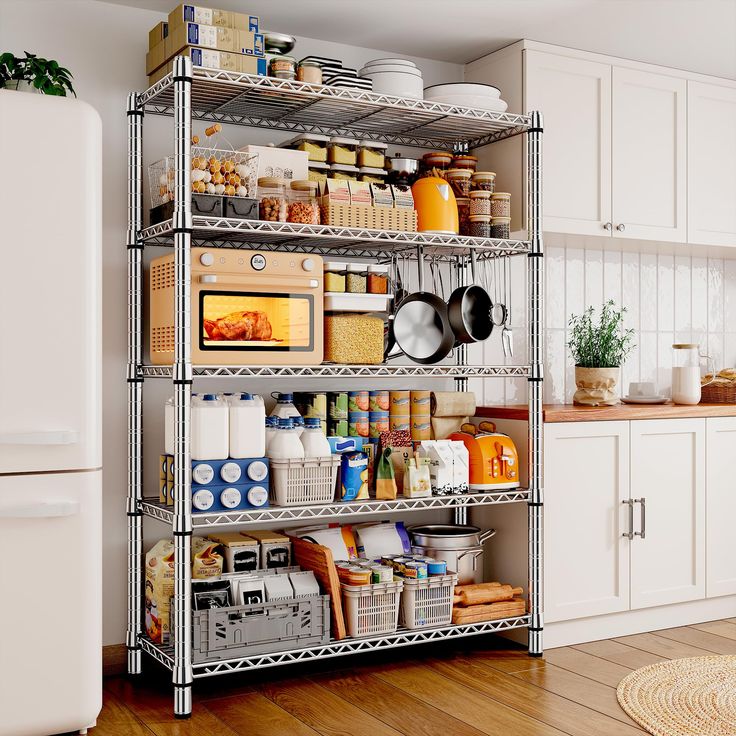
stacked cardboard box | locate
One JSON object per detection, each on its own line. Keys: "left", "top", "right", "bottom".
{"left": 147, "top": 4, "right": 265, "bottom": 85}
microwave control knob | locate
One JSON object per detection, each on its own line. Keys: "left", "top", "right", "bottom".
{"left": 199, "top": 252, "right": 214, "bottom": 266}
{"left": 301, "top": 258, "right": 315, "bottom": 272}
{"left": 251, "top": 254, "right": 266, "bottom": 271}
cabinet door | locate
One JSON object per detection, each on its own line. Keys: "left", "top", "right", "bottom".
{"left": 706, "top": 418, "right": 736, "bottom": 597}
{"left": 525, "top": 51, "right": 612, "bottom": 236}
{"left": 688, "top": 82, "right": 736, "bottom": 246}
{"left": 630, "top": 419, "right": 705, "bottom": 609}
{"left": 544, "top": 421, "right": 630, "bottom": 623}
{"left": 612, "top": 68, "right": 687, "bottom": 241}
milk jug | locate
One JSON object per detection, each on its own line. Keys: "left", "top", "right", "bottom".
{"left": 191, "top": 394, "right": 229, "bottom": 460}
{"left": 229, "top": 392, "right": 266, "bottom": 459}
{"left": 300, "top": 417, "right": 332, "bottom": 457}
{"left": 270, "top": 393, "right": 303, "bottom": 434}
{"left": 264, "top": 416, "right": 279, "bottom": 452}
{"left": 268, "top": 418, "right": 305, "bottom": 460}
{"left": 672, "top": 343, "right": 715, "bottom": 405}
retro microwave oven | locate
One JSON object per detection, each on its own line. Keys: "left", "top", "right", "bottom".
{"left": 148, "top": 247, "right": 324, "bottom": 365}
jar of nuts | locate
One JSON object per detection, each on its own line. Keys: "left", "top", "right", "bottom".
{"left": 258, "top": 177, "right": 287, "bottom": 222}
{"left": 287, "top": 180, "right": 320, "bottom": 225}
{"left": 469, "top": 190, "right": 491, "bottom": 216}
{"left": 491, "top": 192, "right": 511, "bottom": 218}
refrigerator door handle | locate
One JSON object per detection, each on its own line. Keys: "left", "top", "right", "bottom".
{"left": 0, "top": 430, "right": 79, "bottom": 446}
{"left": 0, "top": 500, "right": 81, "bottom": 519}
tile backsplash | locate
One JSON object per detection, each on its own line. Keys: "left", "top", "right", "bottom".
{"left": 469, "top": 245, "right": 736, "bottom": 406}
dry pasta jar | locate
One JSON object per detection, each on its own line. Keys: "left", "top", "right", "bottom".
{"left": 469, "top": 190, "right": 491, "bottom": 215}
{"left": 258, "top": 177, "right": 287, "bottom": 222}
{"left": 367, "top": 264, "right": 390, "bottom": 294}
{"left": 469, "top": 214, "right": 491, "bottom": 238}
{"left": 456, "top": 198, "right": 471, "bottom": 236}
{"left": 346, "top": 263, "right": 367, "bottom": 293}
{"left": 287, "top": 180, "right": 320, "bottom": 224}
{"left": 324, "top": 261, "right": 347, "bottom": 293}
{"left": 471, "top": 170, "right": 496, "bottom": 192}
{"left": 491, "top": 192, "right": 511, "bottom": 217}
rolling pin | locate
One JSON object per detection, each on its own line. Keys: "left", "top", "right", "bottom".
{"left": 453, "top": 583, "right": 523, "bottom": 606}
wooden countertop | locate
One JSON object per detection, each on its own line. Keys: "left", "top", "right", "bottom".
{"left": 477, "top": 403, "right": 736, "bottom": 422}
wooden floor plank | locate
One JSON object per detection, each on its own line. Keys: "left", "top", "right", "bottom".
{"left": 88, "top": 688, "right": 157, "bottom": 736}
{"left": 429, "top": 655, "right": 644, "bottom": 736}
{"left": 206, "top": 691, "right": 320, "bottom": 736}
{"left": 146, "top": 708, "right": 241, "bottom": 736}
{"left": 613, "top": 632, "right": 720, "bottom": 659}
{"left": 457, "top": 644, "right": 548, "bottom": 674}
{"left": 691, "top": 620, "right": 736, "bottom": 641}
{"left": 373, "top": 660, "right": 571, "bottom": 736}
{"left": 573, "top": 640, "right": 665, "bottom": 670}
{"left": 261, "top": 678, "right": 404, "bottom": 736}
{"left": 652, "top": 625, "right": 736, "bottom": 654}
{"left": 313, "top": 670, "right": 486, "bottom": 736}
{"left": 543, "top": 647, "right": 633, "bottom": 687}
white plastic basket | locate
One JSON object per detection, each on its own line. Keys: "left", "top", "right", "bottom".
{"left": 399, "top": 572, "right": 458, "bottom": 629}
{"left": 342, "top": 580, "right": 403, "bottom": 638}
{"left": 269, "top": 455, "right": 340, "bottom": 506}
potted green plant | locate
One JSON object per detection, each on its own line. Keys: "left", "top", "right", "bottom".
{"left": 0, "top": 52, "right": 75, "bottom": 96}
{"left": 567, "top": 300, "right": 635, "bottom": 406}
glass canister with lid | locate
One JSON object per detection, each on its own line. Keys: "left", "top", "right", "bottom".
{"left": 346, "top": 263, "right": 367, "bottom": 293}
{"left": 456, "top": 198, "right": 471, "bottom": 236}
{"left": 422, "top": 150, "right": 453, "bottom": 173}
{"left": 269, "top": 55, "right": 296, "bottom": 80}
{"left": 469, "top": 214, "right": 491, "bottom": 238}
{"left": 491, "top": 192, "right": 511, "bottom": 218}
{"left": 445, "top": 168, "right": 472, "bottom": 197}
{"left": 328, "top": 137, "right": 360, "bottom": 166}
{"left": 287, "top": 180, "right": 320, "bottom": 224}
{"left": 258, "top": 177, "right": 287, "bottom": 222}
{"left": 297, "top": 59, "right": 323, "bottom": 84}
{"left": 451, "top": 154, "right": 478, "bottom": 171}
{"left": 471, "top": 170, "right": 496, "bottom": 192}
{"left": 469, "top": 190, "right": 491, "bottom": 215}
{"left": 357, "top": 140, "right": 388, "bottom": 169}
{"left": 490, "top": 217, "right": 511, "bottom": 239}
{"left": 367, "top": 264, "right": 390, "bottom": 294}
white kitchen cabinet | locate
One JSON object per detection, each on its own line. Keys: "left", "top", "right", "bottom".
{"left": 612, "top": 68, "right": 687, "bottom": 242}
{"left": 629, "top": 419, "right": 705, "bottom": 608}
{"left": 544, "top": 421, "right": 630, "bottom": 622}
{"left": 688, "top": 82, "right": 736, "bottom": 246}
{"left": 706, "top": 418, "right": 736, "bottom": 597}
{"left": 525, "top": 51, "right": 612, "bottom": 236}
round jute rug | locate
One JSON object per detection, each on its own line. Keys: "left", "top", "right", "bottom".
{"left": 616, "top": 655, "right": 736, "bottom": 736}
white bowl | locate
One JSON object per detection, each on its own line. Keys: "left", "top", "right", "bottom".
{"left": 362, "top": 71, "right": 424, "bottom": 99}
{"left": 364, "top": 58, "right": 417, "bottom": 68}
{"left": 424, "top": 82, "right": 501, "bottom": 99}
{"left": 425, "top": 93, "right": 508, "bottom": 111}
{"left": 360, "top": 64, "right": 423, "bottom": 77}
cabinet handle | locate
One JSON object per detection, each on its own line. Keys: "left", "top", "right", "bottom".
{"left": 603, "top": 222, "right": 612, "bottom": 231}
{"left": 622, "top": 499, "right": 634, "bottom": 540}
{"left": 616, "top": 223, "right": 626, "bottom": 232}
{"left": 634, "top": 497, "right": 646, "bottom": 539}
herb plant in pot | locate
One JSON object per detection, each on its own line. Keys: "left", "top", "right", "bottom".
{"left": 568, "top": 300, "right": 635, "bottom": 406}
{"left": 0, "top": 52, "right": 76, "bottom": 96}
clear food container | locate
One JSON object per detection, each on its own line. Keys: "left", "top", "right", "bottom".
{"left": 469, "top": 190, "right": 491, "bottom": 216}
{"left": 451, "top": 154, "right": 478, "bottom": 171}
{"left": 469, "top": 214, "right": 491, "bottom": 238}
{"left": 456, "top": 198, "right": 470, "bottom": 236}
{"left": 324, "top": 261, "right": 347, "bottom": 293}
{"left": 367, "top": 264, "right": 390, "bottom": 294}
{"left": 287, "top": 180, "right": 320, "bottom": 224}
{"left": 284, "top": 134, "right": 330, "bottom": 162}
{"left": 258, "top": 177, "right": 287, "bottom": 222}
{"left": 269, "top": 55, "right": 296, "bottom": 80}
{"left": 357, "top": 140, "right": 388, "bottom": 168}
{"left": 422, "top": 150, "right": 453, "bottom": 172}
{"left": 297, "top": 60, "right": 323, "bottom": 84}
{"left": 328, "top": 137, "right": 359, "bottom": 166}
{"left": 329, "top": 164, "right": 360, "bottom": 181}
{"left": 308, "top": 161, "right": 330, "bottom": 186}
{"left": 324, "top": 313, "right": 385, "bottom": 365}
{"left": 346, "top": 263, "right": 367, "bottom": 293}
{"left": 491, "top": 192, "right": 511, "bottom": 218}
{"left": 357, "top": 166, "right": 387, "bottom": 184}
{"left": 445, "top": 168, "right": 472, "bottom": 197}
{"left": 471, "top": 170, "right": 496, "bottom": 192}
{"left": 491, "top": 216, "right": 511, "bottom": 239}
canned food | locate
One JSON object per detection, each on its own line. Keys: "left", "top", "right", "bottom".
{"left": 392, "top": 557, "right": 410, "bottom": 574}
{"left": 403, "top": 561, "right": 428, "bottom": 579}
{"left": 369, "top": 411, "right": 390, "bottom": 438}
{"left": 389, "top": 416, "right": 410, "bottom": 432}
{"left": 427, "top": 560, "right": 447, "bottom": 576}
{"left": 369, "top": 390, "right": 390, "bottom": 412}
{"left": 346, "top": 566, "right": 372, "bottom": 585}
{"left": 410, "top": 390, "right": 431, "bottom": 416}
{"left": 348, "top": 390, "right": 370, "bottom": 412}
{"left": 389, "top": 390, "right": 410, "bottom": 412}
{"left": 348, "top": 411, "right": 369, "bottom": 437}
{"left": 371, "top": 565, "right": 394, "bottom": 583}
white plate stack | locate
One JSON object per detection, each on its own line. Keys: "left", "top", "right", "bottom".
{"left": 423, "top": 82, "right": 509, "bottom": 112}
{"left": 359, "top": 58, "right": 424, "bottom": 99}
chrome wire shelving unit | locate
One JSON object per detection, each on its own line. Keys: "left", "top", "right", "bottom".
{"left": 126, "top": 58, "right": 544, "bottom": 718}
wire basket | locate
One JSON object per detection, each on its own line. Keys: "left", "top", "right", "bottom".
{"left": 270, "top": 455, "right": 341, "bottom": 506}
{"left": 399, "top": 572, "right": 458, "bottom": 629}
{"left": 342, "top": 580, "right": 403, "bottom": 637}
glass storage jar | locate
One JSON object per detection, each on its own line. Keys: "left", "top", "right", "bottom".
{"left": 469, "top": 190, "right": 491, "bottom": 215}
{"left": 490, "top": 216, "right": 511, "bottom": 239}
{"left": 357, "top": 166, "right": 387, "bottom": 184}
{"left": 269, "top": 55, "right": 296, "bottom": 80}
{"left": 456, "top": 198, "right": 470, "bottom": 236}
{"left": 297, "top": 60, "right": 322, "bottom": 84}
{"left": 367, "top": 264, "right": 390, "bottom": 294}
{"left": 328, "top": 164, "right": 359, "bottom": 181}
{"left": 491, "top": 192, "right": 511, "bottom": 217}
{"left": 287, "top": 180, "right": 320, "bottom": 224}
{"left": 258, "top": 177, "right": 287, "bottom": 222}
{"left": 357, "top": 140, "right": 388, "bottom": 168}
{"left": 471, "top": 170, "right": 496, "bottom": 192}
{"left": 328, "top": 137, "right": 359, "bottom": 166}
{"left": 421, "top": 150, "right": 453, "bottom": 172}
{"left": 469, "top": 214, "right": 491, "bottom": 238}
{"left": 451, "top": 154, "right": 478, "bottom": 171}
{"left": 346, "top": 263, "right": 367, "bottom": 293}
{"left": 445, "top": 168, "right": 472, "bottom": 197}
{"left": 308, "top": 161, "right": 330, "bottom": 185}
{"left": 324, "top": 261, "right": 347, "bottom": 293}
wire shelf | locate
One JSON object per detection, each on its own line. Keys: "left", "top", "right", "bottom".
{"left": 140, "top": 615, "right": 531, "bottom": 676}
{"left": 138, "top": 364, "right": 530, "bottom": 379}
{"left": 138, "top": 67, "right": 531, "bottom": 148}
{"left": 141, "top": 217, "right": 531, "bottom": 260}
{"left": 139, "top": 489, "right": 531, "bottom": 528}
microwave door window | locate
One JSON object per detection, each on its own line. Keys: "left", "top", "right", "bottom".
{"left": 200, "top": 292, "right": 314, "bottom": 351}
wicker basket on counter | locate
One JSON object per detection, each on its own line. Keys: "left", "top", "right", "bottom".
{"left": 700, "top": 379, "right": 736, "bottom": 404}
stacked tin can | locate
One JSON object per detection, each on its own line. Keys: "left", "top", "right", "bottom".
{"left": 389, "top": 390, "right": 410, "bottom": 433}
{"left": 410, "top": 390, "right": 431, "bottom": 441}
{"left": 327, "top": 391, "right": 348, "bottom": 436}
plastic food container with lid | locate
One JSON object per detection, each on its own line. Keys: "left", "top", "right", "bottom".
{"left": 308, "top": 161, "right": 330, "bottom": 185}
{"left": 258, "top": 177, "right": 287, "bottom": 222}
{"left": 491, "top": 216, "right": 511, "bottom": 239}
{"left": 328, "top": 137, "right": 360, "bottom": 166}
{"left": 324, "top": 261, "right": 347, "bottom": 293}
{"left": 329, "top": 164, "right": 360, "bottom": 181}
{"left": 445, "top": 168, "right": 472, "bottom": 197}
{"left": 357, "top": 166, "right": 387, "bottom": 183}
{"left": 367, "top": 264, "right": 390, "bottom": 294}
{"left": 346, "top": 263, "right": 367, "bottom": 293}
{"left": 282, "top": 134, "right": 330, "bottom": 162}
{"left": 491, "top": 192, "right": 511, "bottom": 218}
{"left": 269, "top": 55, "right": 296, "bottom": 80}
{"left": 287, "top": 180, "right": 320, "bottom": 224}
{"left": 297, "top": 59, "right": 323, "bottom": 84}
{"left": 451, "top": 154, "right": 478, "bottom": 171}
{"left": 469, "top": 214, "right": 491, "bottom": 238}
{"left": 357, "top": 140, "right": 388, "bottom": 168}
{"left": 471, "top": 171, "right": 496, "bottom": 192}
{"left": 469, "top": 190, "right": 491, "bottom": 216}
{"left": 422, "top": 150, "right": 453, "bottom": 171}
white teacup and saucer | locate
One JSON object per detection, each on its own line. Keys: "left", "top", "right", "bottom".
{"left": 621, "top": 382, "right": 668, "bottom": 404}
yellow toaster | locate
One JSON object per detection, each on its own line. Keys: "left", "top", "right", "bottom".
{"left": 448, "top": 422, "right": 520, "bottom": 491}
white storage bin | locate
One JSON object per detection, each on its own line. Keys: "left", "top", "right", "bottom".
{"left": 270, "top": 455, "right": 340, "bottom": 506}
{"left": 342, "top": 580, "right": 403, "bottom": 637}
{"left": 399, "top": 572, "right": 458, "bottom": 629}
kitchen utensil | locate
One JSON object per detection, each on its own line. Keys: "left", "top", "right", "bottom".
{"left": 360, "top": 69, "right": 423, "bottom": 98}
{"left": 393, "top": 248, "right": 455, "bottom": 365}
{"left": 447, "top": 251, "right": 493, "bottom": 344}
{"left": 386, "top": 154, "right": 419, "bottom": 186}
{"left": 384, "top": 254, "right": 406, "bottom": 360}
{"left": 489, "top": 256, "right": 507, "bottom": 326}
{"left": 263, "top": 32, "right": 296, "bottom": 55}
{"left": 424, "top": 82, "right": 502, "bottom": 99}
{"left": 412, "top": 176, "right": 458, "bottom": 234}
{"left": 501, "top": 257, "right": 513, "bottom": 358}
{"left": 672, "top": 343, "right": 715, "bottom": 405}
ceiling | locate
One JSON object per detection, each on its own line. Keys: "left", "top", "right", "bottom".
{"left": 102, "top": 0, "right": 736, "bottom": 79}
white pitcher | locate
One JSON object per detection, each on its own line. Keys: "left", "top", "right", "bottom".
{"left": 671, "top": 344, "right": 715, "bottom": 405}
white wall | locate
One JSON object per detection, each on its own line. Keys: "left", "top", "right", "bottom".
{"left": 0, "top": 0, "right": 462, "bottom": 646}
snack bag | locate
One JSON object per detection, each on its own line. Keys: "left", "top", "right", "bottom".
{"left": 145, "top": 539, "right": 175, "bottom": 643}
{"left": 375, "top": 447, "right": 398, "bottom": 500}
{"left": 192, "top": 536, "right": 224, "bottom": 580}
{"left": 404, "top": 457, "right": 432, "bottom": 498}
{"left": 340, "top": 451, "right": 369, "bottom": 501}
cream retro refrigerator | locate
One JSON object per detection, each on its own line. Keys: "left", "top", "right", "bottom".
{"left": 0, "top": 90, "right": 102, "bottom": 735}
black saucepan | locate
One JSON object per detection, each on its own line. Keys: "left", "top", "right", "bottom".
{"left": 447, "top": 250, "right": 493, "bottom": 344}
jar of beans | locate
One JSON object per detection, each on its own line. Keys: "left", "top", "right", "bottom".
{"left": 287, "top": 180, "right": 320, "bottom": 224}
{"left": 456, "top": 198, "right": 470, "bottom": 236}
{"left": 346, "top": 263, "right": 367, "bottom": 293}
{"left": 491, "top": 192, "right": 511, "bottom": 218}
{"left": 367, "top": 264, "right": 390, "bottom": 294}
{"left": 445, "top": 168, "right": 472, "bottom": 197}
{"left": 491, "top": 217, "right": 511, "bottom": 239}
{"left": 258, "top": 177, "right": 287, "bottom": 222}
{"left": 469, "top": 190, "right": 491, "bottom": 216}
{"left": 471, "top": 171, "right": 496, "bottom": 192}
{"left": 469, "top": 214, "right": 491, "bottom": 238}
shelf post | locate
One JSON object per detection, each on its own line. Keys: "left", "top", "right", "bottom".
{"left": 527, "top": 110, "right": 544, "bottom": 657}
{"left": 454, "top": 254, "right": 468, "bottom": 526}
{"left": 125, "top": 91, "right": 144, "bottom": 676}
{"left": 171, "top": 55, "right": 194, "bottom": 718}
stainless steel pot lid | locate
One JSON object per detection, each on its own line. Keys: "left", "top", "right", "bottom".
{"left": 409, "top": 524, "right": 496, "bottom": 548}
{"left": 409, "top": 524, "right": 482, "bottom": 537}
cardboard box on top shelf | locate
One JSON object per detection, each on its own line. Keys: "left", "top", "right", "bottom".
{"left": 146, "top": 40, "right": 167, "bottom": 75}
{"left": 168, "top": 4, "right": 259, "bottom": 33}
{"left": 148, "top": 20, "right": 168, "bottom": 50}
{"left": 240, "top": 145, "right": 309, "bottom": 183}
{"left": 166, "top": 22, "right": 263, "bottom": 58}
{"left": 235, "top": 29, "right": 265, "bottom": 56}
{"left": 148, "top": 47, "right": 267, "bottom": 85}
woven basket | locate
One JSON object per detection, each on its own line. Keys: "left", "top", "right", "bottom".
{"left": 321, "top": 202, "right": 417, "bottom": 232}
{"left": 700, "top": 380, "right": 736, "bottom": 403}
